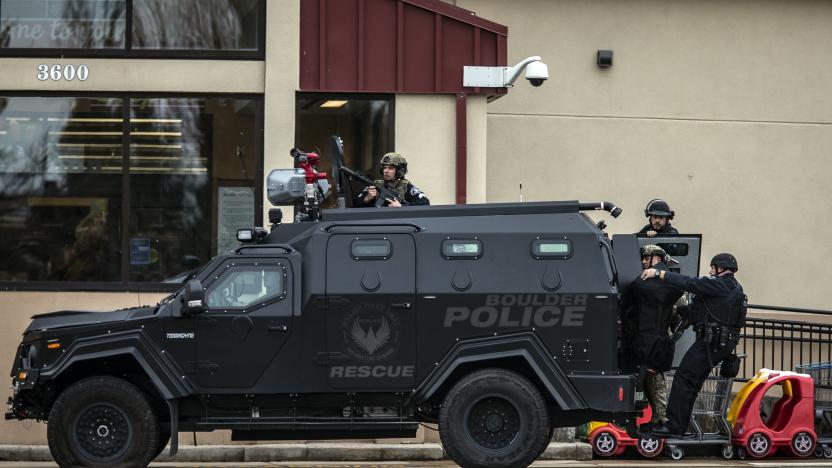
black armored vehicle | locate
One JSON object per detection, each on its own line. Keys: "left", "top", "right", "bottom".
{"left": 8, "top": 142, "right": 664, "bottom": 468}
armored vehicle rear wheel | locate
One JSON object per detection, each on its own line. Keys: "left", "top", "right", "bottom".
{"left": 439, "top": 368, "right": 549, "bottom": 468}
{"left": 47, "top": 376, "right": 159, "bottom": 468}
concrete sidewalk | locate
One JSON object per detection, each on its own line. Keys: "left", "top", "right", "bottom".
{"left": 0, "top": 442, "right": 591, "bottom": 462}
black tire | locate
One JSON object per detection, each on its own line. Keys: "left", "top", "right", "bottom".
{"left": 153, "top": 426, "right": 171, "bottom": 460}
{"left": 47, "top": 376, "right": 159, "bottom": 468}
{"left": 439, "top": 368, "right": 550, "bottom": 468}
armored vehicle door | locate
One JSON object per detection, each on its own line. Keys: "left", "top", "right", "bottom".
{"left": 324, "top": 234, "right": 416, "bottom": 389}
{"left": 637, "top": 234, "right": 702, "bottom": 366}
{"left": 194, "top": 257, "right": 294, "bottom": 389}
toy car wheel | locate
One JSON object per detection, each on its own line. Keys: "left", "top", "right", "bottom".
{"left": 47, "top": 376, "right": 159, "bottom": 468}
{"left": 439, "top": 368, "right": 550, "bottom": 468}
{"left": 667, "top": 446, "right": 684, "bottom": 460}
{"left": 721, "top": 444, "right": 734, "bottom": 460}
{"left": 592, "top": 431, "right": 618, "bottom": 457}
{"left": 636, "top": 436, "right": 664, "bottom": 458}
{"left": 790, "top": 431, "right": 815, "bottom": 457}
{"left": 746, "top": 432, "right": 772, "bottom": 458}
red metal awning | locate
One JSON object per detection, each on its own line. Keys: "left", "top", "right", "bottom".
{"left": 300, "top": 0, "right": 508, "bottom": 96}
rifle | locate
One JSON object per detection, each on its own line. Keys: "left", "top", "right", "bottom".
{"left": 329, "top": 136, "right": 407, "bottom": 207}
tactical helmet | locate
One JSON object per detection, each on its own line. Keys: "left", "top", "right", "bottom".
{"left": 640, "top": 244, "right": 667, "bottom": 260}
{"left": 710, "top": 253, "right": 738, "bottom": 271}
{"left": 644, "top": 199, "right": 674, "bottom": 219}
{"left": 379, "top": 152, "right": 407, "bottom": 179}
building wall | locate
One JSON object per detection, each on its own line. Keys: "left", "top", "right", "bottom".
{"left": 458, "top": 0, "right": 832, "bottom": 310}
{"left": 264, "top": 0, "right": 301, "bottom": 224}
{"left": 394, "top": 94, "right": 458, "bottom": 205}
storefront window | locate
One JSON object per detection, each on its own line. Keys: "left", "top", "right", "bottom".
{"left": 0, "top": 0, "right": 263, "bottom": 56}
{"left": 0, "top": 0, "right": 126, "bottom": 49}
{"left": 133, "top": 0, "right": 260, "bottom": 51}
{"left": 0, "top": 96, "right": 123, "bottom": 282}
{"left": 0, "top": 94, "right": 261, "bottom": 287}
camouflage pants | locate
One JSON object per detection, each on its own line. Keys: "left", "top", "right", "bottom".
{"left": 645, "top": 371, "right": 668, "bottom": 424}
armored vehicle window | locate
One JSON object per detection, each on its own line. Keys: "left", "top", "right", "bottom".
{"left": 442, "top": 239, "right": 482, "bottom": 259}
{"left": 532, "top": 239, "right": 571, "bottom": 259}
{"left": 656, "top": 243, "right": 689, "bottom": 256}
{"left": 351, "top": 239, "right": 392, "bottom": 259}
{"left": 205, "top": 266, "right": 284, "bottom": 309}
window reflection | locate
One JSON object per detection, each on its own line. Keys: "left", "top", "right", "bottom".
{"left": 206, "top": 268, "right": 283, "bottom": 309}
{"left": 132, "top": 0, "right": 260, "bottom": 51}
{"left": 0, "top": 95, "right": 260, "bottom": 285}
{"left": 0, "top": 97, "right": 123, "bottom": 282}
{"left": 128, "top": 97, "right": 257, "bottom": 283}
{"left": 0, "top": 0, "right": 126, "bottom": 49}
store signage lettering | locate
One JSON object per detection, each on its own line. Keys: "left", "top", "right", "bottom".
{"left": 6, "top": 19, "right": 123, "bottom": 43}
{"left": 37, "top": 64, "right": 89, "bottom": 82}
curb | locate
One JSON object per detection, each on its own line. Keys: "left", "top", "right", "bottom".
{"left": 0, "top": 442, "right": 590, "bottom": 462}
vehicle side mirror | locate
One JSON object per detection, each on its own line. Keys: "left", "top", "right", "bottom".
{"left": 182, "top": 279, "right": 206, "bottom": 315}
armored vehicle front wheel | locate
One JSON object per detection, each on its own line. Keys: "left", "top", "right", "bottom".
{"left": 438, "top": 368, "right": 550, "bottom": 468}
{"left": 153, "top": 426, "right": 171, "bottom": 460}
{"left": 47, "top": 376, "right": 160, "bottom": 468}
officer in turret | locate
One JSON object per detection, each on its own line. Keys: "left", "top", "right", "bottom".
{"left": 639, "top": 199, "right": 679, "bottom": 237}
{"left": 355, "top": 153, "right": 430, "bottom": 207}
{"left": 640, "top": 253, "right": 745, "bottom": 438}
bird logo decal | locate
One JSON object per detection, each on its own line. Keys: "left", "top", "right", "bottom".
{"left": 350, "top": 316, "right": 391, "bottom": 356}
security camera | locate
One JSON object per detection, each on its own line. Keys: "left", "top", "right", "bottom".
{"left": 525, "top": 60, "right": 548, "bottom": 87}
{"left": 463, "top": 55, "right": 551, "bottom": 88}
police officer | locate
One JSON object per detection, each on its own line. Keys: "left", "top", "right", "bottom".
{"left": 355, "top": 153, "right": 430, "bottom": 207}
{"left": 630, "top": 245, "right": 683, "bottom": 429}
{"left": 639, "top": 199, "right": 679, "bottom": 237}
{"left": 640, "top": 253, "right": 744, "bottom": 437}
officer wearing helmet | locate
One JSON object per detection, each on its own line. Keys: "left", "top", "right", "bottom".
{"left": 355, "top": 153, "right": 430, "bottom": 207}
{"left": 639, "top": 199, "right": 679, "bottom": 237}
{"left": 640, "top": 253, "right": 745, "bottom": 438}
{"left": 629, "top": 245, "right": 684, "bottom": 429}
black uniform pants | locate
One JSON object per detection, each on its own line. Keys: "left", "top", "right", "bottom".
{"left": 665, "top": 338, "right": 733, "bottom": 433}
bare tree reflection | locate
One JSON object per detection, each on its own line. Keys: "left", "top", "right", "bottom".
{"left": 129, "top": 98, "right": 210, "bottom": 281}
{"left": 0, "top": 97, "right": 122, "bottom": 281}
{"left": 0, "top": 0, "right": 125, "bottom": 49}
{"left": 133, "top": 0, "right": 259, "bottom": 50}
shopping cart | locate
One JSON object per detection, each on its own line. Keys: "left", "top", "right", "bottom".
{"left": 662, "top": 366, "right": 736, "bottom": 460}
{"left": 795, "top": 361, "right": 832, "bottom": 458}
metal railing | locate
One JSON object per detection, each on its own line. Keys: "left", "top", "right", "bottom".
{"left": 735, "top": 304, "right": 832, "bottom": 381}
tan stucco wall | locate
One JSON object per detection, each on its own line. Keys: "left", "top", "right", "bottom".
{"left": 0, "top": 59, "right": 264, "bottom": 93}
{"left": 263, "top": 0, "right": 301, "bottom": 224}
{"left": 394, "top": 94, "right": 458, "bottom": 206}
{"left": 457, "top": 0, "right": 832, "bottom": 310}
{"left": 466, "top": 95, "right": 489, "bottom": 204}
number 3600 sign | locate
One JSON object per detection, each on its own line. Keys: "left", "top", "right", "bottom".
{"left": 37, "top": 64, "right": 90, "bottom": 81}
